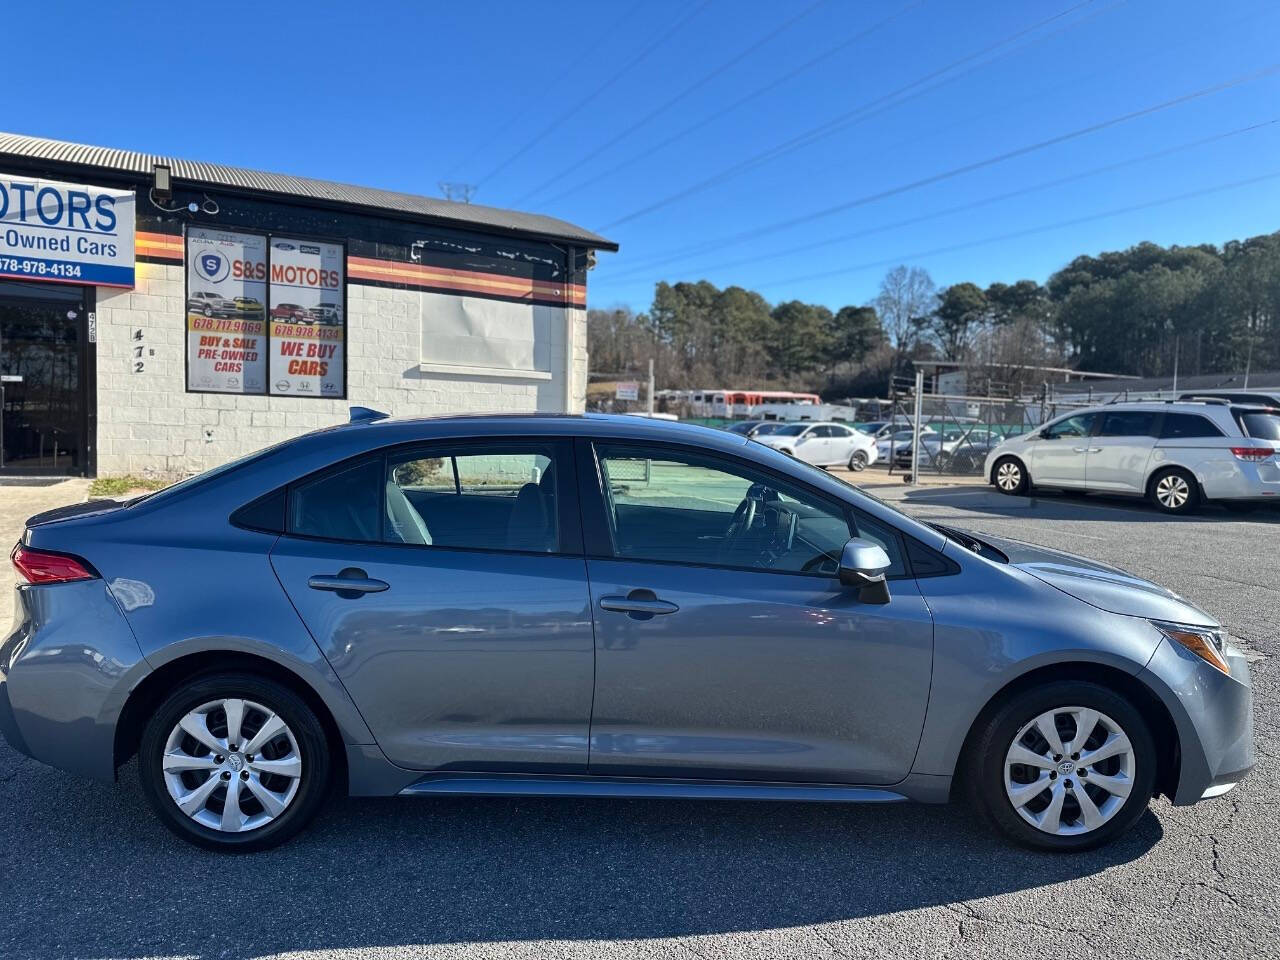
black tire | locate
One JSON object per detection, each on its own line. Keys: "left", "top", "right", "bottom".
{"left": 848, "top": 449, "right": 869, "bottom": 472}
{"left": 1147, "top": 467, "right": 1200, "bottom": 515}
{"left": 964, "top": 680, "right": 1157, "bottom": 852}
{"left": 139, "top": 673, "right": 331, "bottom": 852}
{"left": 992, "top": 456, "right": 1030, "bottom": 496}
{"left": 202, "top": 304, "right": 213, "bottom": 317}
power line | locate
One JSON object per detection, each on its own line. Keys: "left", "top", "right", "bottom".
{"left": 534, "top": 0, "right": 927, "bottom": 210}
{"left": 440, "top": 2, "right": 645, "bottom": 182}
{"left": 750, "top": 169, "right": 1280, "bottom": 290}
{"left": 599, "top": 60, "right": 1280, "bottom": 272}
{"left": 511, "top": 0, "right": 832, "bottom": 207}
{"left": 600, "top": 118, "right": 1279, "bottom": 282}
{"left": 475, "top": 0, "right": 715, "bottom": 189}
{"left": 596, "top": 0, "right": 1106, "bottom": 231}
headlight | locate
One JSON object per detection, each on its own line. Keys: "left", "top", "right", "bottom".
{"left": 1153, "top": 621, "right": 1231, "bottom": 675}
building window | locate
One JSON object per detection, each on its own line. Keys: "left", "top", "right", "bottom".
{"left": 184, "top": 228, "right": 346, "bottom": 398}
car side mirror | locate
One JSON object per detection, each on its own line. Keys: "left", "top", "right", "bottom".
{"left": 838, "top": 537, "right": 892, "bottom": 604}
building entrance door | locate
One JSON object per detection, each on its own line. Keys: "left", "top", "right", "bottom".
{"left": 0, "top": 280, "right": 90, "bottom": 476}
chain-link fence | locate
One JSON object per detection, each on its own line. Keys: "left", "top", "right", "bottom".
{"left": 872, "top": 392, "right": 1093, "bottom": 479}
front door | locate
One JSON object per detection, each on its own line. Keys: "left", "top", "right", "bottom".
{"left": 269, "top": 438, "right": 596, "bottom": 773}
{"left": 1029, "top": 412, "right": 1098, "bottom": 487}
{"left": 0, "top": 281, "right": 89, "bottom": 475}
{"left": 579, "top": 440, "right": 934, "bottom": 785}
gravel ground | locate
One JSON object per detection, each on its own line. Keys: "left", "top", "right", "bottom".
{"left": 1, "top": 479, "right": 1276, "bottom": 959}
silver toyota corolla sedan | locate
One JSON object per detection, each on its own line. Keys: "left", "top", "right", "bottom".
{"left": 1, "top": 413, "right": 1253, "bottom": 852}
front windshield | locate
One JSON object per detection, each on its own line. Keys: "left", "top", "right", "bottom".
{"left": 752, "top": 422, "right": 786, "bottom": 435}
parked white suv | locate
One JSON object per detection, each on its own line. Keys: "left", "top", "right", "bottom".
{"left": 984, "top": 400, "right": 1280, "bottom": 513}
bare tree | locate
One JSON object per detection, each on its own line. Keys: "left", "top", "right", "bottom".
{"left": 874, "top": 265, "right": 936, "bottom": 375}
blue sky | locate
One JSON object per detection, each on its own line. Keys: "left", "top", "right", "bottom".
{"left": 10, "top": 0, "right": 1279, "bottom": 312}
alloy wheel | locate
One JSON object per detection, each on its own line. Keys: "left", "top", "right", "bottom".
{"left": 1154, "top": 473, "right": 1191, "bottom": 510}
{"left": 161, "top": 698, "right": 303, "bottom": 833}
{"left": 1003, "top": 706, "right": 1135, "bottom": 836}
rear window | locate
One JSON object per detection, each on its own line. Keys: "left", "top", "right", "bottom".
{"left": 1160, "top": 413, "right": 1223, "bottom": 439}
{"left": 1235, "top": 410, "right": 1280, "bottom": 441}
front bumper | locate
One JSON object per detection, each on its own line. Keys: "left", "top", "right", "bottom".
{"left": 1138, "top": 635, "right": 1254, "bottom": 804}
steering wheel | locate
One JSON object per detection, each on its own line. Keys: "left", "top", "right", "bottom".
{"left": 725, "top": 496, "right": 757, "bottom": 540}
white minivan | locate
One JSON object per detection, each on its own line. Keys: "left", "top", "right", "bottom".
{"left": 984, "top": 400, "right": 1280, "bottom": 513}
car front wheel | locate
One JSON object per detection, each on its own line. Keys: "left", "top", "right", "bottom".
{"left": 139, "top": 673, "right": 331, "bottom": 852}
{"left": 992, "top": 456, "right": 1030, "bottom": 495}
{"left": 966, "top": 681, "right": 1156, "bottom": 852}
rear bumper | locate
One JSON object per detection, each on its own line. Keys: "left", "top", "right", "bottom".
{"left": 0, "top": 581, "right": 149, "bottom": 782}
{"left": 1195, "top": 457, "right": 1280, "bottom": 501}
{"left": 1138, "top": 636, "right": 1254, "bottom": 804}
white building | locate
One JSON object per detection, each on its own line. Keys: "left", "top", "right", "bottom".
{"left": 0, "top": 132, "right": 616, "bottom": 478}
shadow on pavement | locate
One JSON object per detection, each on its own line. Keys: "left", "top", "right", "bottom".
{"left": 894, "top": 485, "right": 1280, "bottom": 524}
{"left": 4, "top": 754, "right": 1163, "bottom": 959}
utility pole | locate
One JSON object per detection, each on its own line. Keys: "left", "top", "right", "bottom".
{"left": 647, "top": 358, "right": 655, "bottom": 416}
{"left": 1171, "top": 336, "right": 1179, "bottom": 396}
{"left": 910, "top": 369, "right": 924, "bottom": 485}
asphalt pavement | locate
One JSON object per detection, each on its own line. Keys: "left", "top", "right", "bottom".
{"left": 1, "top": 480, "right": 1276, "bottom": 959}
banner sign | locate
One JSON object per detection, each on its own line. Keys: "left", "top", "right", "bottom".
{"left": 0, "top": 175, "right": 135, "bottom": 287}
{"left": 268, "top": 237, "right": 345, "bottom": 397}
{"left": 185, "top": 228, "right": 268, "bottom": 394}
{"left": 616, "top": 382, "right": 640, "bottom": 401}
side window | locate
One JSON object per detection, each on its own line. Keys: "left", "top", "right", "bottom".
{"left": 1043, "top": 413, "right": 1097, "bottom": 440}
{"left": 289, "top": 457, "right": 383, "bottom": 542}
{"left": 386, "top": 446, "right": 558, "bottom": 552}
{"left": 1160, "top": 414, "right": 1223, "bottom": 439}
{"left": 1098, "top": 411, "right": 1158, "bottom": 437}
{"left": 594, "top": 443, "right": 904, "bottom": 577}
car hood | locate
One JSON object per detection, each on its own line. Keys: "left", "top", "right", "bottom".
{"left": 975, "top": 531, "right": 1218, "bottom": 627}
{"left": 753, "top": 435, "right": 796, "bottom": 447}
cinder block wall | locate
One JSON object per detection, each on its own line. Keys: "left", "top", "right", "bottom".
{"left": 94, "top": 263, "right": 587, "bottom": 476}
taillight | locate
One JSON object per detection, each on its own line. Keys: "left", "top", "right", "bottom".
{"left": 10, "top": 543, "right": 96, "bottom": 584}
{"left": 1230, "top": 447, "right": 1275, "bottom": 462}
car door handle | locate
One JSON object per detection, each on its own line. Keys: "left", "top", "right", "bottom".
{"left": 308, "top": 569, "right": 389, "bottom": 594}
{"left": 600, "top": 592, "right": 679, "bottom": 617}
{"left": 1072, "top": 446, "right": 1088, "bottom": 453}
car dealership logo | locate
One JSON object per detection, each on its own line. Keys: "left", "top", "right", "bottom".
{"left": 275, "top": 380, "right": 291, "bottom": 392}
{"left": 195, "top": 251, "right": 229, "bottom": 283}
{"left": 274, "top": 242, "right": 296, "bottom": 251}
{"left": 301, "top": 244, "right": 321, "bottom": 254}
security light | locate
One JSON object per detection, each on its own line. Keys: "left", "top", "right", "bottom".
{"left": 153, "top": 163, "right": 172, "bottom": 202}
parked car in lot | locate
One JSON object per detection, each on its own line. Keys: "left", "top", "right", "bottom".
{"left": 985, "top": 400, "right": 1280, "bottom": 513}
{"left": 186, "top": 291, "right": 238, "bottom": 318}
{"left": 894, "top": 428, "right": 1005, "bottom": 472}
{"left": 877, "top": 427, "right": 936, "bottom": 464}
{"left": 3, "top": 414, "right": 1253, "bottom": 851}
{"left": 270, "top": 303, "right": 310, "bottom": 323}
{"left": 751, "top": 420, "right": 878, "bottom": 469}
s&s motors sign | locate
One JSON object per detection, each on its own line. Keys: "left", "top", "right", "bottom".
{"left": 0, "top": 175, "right": 135, "bottom": 287}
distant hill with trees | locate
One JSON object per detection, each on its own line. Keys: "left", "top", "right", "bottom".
{"left": 588, "top": 230, "right": 1280, "bottom": 398}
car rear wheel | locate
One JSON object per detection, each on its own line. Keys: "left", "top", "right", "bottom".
{"left": 966, "top": 681, "right": 1156, "bottom": 852}
{"left": 992, "top": 456, "right": 1030, "bottom": 495}
{"left": 848, "top": 449, "right": 869, "bottom": 471}
{"left": 1148, "top": 467, "right": 1199, "bottom": 514}
{"left": 139, "top": 673, "right": 331, "bottom": 852}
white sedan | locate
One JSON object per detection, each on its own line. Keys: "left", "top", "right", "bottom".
{"left": 751, "top": 421, "right": 878, "bottom": 470}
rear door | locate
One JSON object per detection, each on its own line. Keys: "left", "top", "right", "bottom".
{"left": 578, "top": 440, "right": 934, "bottom": 785}
{"left": 1085, "top": 409, "right": 1160, "bottom": 491}
{"left": 269, "top": 438, "right": 596, "bottom": 773}
{"left": 1029, "top": 412, "right": 1098, "bottom": 486}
